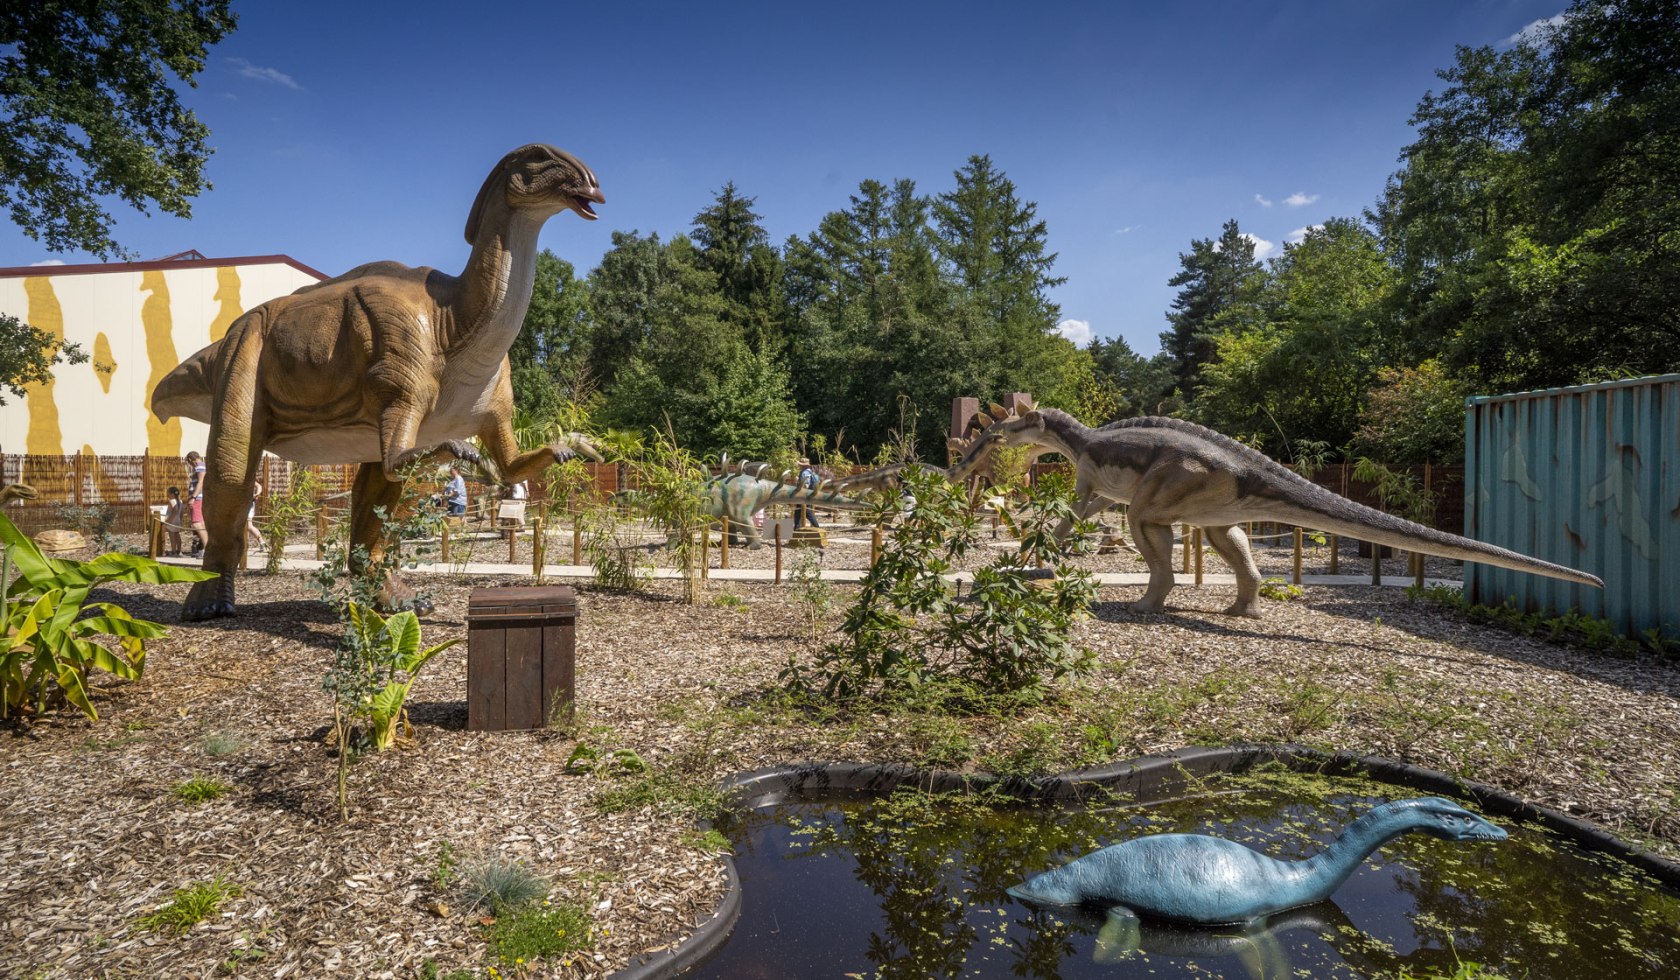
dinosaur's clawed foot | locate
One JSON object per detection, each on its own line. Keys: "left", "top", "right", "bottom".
{"left": 180, "top": 577, "right": 236, "bottom": 621}
{"left": 377, "top": 574, "right": 433, "bottom": 616}
{"left": 1223, "top": 602, "right": 1264, "bottom": 619}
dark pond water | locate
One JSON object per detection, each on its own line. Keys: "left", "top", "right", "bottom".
{"left": 684, "top": 765, "right": 1680, "bottom": 979}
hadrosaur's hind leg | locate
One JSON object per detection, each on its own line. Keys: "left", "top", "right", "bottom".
{"left": 1128, "top": 521, "right": 1178, "bottom": 613}
{"left": 181, "top": 323, "right": 267, "bottom": 621}
{"left": 349, "top": 462, "right": 434, "bottom": 615}
{"left": 1202, "top": 524, "right": 1264, "bottom": 617}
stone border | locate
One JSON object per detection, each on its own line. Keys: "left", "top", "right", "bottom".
{"left": 610, "top": 744, "right": 1680, "bottom": 978}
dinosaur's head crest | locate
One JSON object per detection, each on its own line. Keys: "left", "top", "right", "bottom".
{"left": 466, "top": 144, "right": 604, "bottom": 242}
{"left": 1401, "top": 798, "right": 1508, "bottom": 842}
{"left": 1, "top": 483, "right": 39, "bottom": 505}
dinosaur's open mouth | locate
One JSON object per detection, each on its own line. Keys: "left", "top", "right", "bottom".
{"left": 570, "top": 190, "right": 604, "bottom": 220}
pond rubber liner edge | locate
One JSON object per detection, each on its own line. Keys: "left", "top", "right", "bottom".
{"left": 609, "top": 743, "right": 1680, "bottom": 979}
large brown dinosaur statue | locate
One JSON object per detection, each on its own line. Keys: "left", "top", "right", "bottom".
{"left": 951, "top": 407, "right": 1603, "bottom": 617}
{"left": 152, "top": 144, "right": 604, "bottom": 620}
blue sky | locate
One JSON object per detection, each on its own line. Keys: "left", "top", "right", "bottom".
{"left": 5, "top": 1, "right": 1566, "bottom": 356}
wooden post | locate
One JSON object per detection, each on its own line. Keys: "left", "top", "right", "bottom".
{"left": 1193, "top": 527, "right": 1203, "bottom": 586}
{"left": 1412, "top": 551, "right": 1425, "bottom": 589}
{"left": 871, "top": 525, "right": 883, "bottom": 565}
{"left": 1329, "top": 534, "right": 1339, "bottom": 574}
{"left": 441, "top": 521, "right": 451, "bottom": 563}
{"left": 148, "top": 514, "right": 161, "bottom": 558}
{"left": 316, "top": 510, "right": 327, "bottom": 560}
{"left": 74, "top": 450, "right": 85, "bottom": 506}
{"left": 508, "top": 521, "right": 518, "bottom": 563}
{"left": 240, "top": 534, "right": 249, "bottom": 570}
{"left": 533, "top": 518, "right": 545, "bottom": 579}
{"left": 1371, "top": 547, "right": 1382, "bottom": 586}
{"left": 572, "top": 512, "right": 582, "bottom": 565}
{"left": 774, "top": 523, "right": 784, "bottom": 584}
{"left": 699, "top": 523, "right": 709, "bottom": 580}
{"left": 141, "top": 448, "right": 152, "bottom": 511}
{"left": 1181, "top": 524, "right": 1191, "bottom": 574}
{"left": 720, "top": 518, "right": 731, "bottom": 568}
{"left": 1292, "top": 527, "right": 1303, "bottom": 585}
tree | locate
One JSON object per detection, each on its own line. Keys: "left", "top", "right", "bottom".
{"left": 1, "top": 1, "right": 238, "bottom": 258}
{"left": 933, "top": 155, "right": 1072, "bottom": 407}
{"left": 1349, "top": 359, "right": 1469, "bottom": 464}
{"left": 508, "top": 250, "right": 591, "bottom": 419}
{"left": 1194, "top": 219, "right": 1395, "bottom": 456}
{"left": 0, "top": 313, "right": 87, "bottom": 406}
{"left": 1160, "top": 220, "right": 1267, "bottom": 397}
{"left": 690, "top": 182, "right": 786, "bottom": 352}
{"left": 1087, "top": 336, "right": 1175, "bottom": 417}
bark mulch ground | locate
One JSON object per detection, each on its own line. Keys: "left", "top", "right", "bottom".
{"left": 2, "top": 563, "right": 1675, "bottom": 979}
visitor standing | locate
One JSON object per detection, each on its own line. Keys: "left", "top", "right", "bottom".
{"left": 445, "top": 465, "right": 468, "bottom": 517}
{"left": 162, "top": 486, "right": 185, "bottom": 556}
{"left": 793, "top": 457, "right": 821, "bottom": 529}
{"left": 184, "top": 451, "right": 207, "bottom": 555}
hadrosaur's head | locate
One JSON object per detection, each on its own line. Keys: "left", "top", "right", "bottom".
{"left": 465, "top": 144, "right": 605, "bottom": 242}
{"left": 1, "top": 483, "right": 39, "bottom": 506}
{"left": 1400, "top": 798, "right": 1509, "bottom": 842}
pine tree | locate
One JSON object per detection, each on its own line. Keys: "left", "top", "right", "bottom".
{"left": 1161, "top": 219, "right": 1267, "bottom": 397}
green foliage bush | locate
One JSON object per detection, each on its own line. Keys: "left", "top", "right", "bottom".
{"left": 1, "top": 511, "right": 214, "bottom": 720}
{"left": 783, "top": 469, "right": 1096, "bottom": 703}
{"left": 325, "top": 603, "right": 458, "bottom": 753}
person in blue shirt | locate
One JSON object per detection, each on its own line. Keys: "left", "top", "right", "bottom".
{"left": 444, "top": 465, "right": 468, "bottom": 516}
{"left": 793, "top": 457, "right": 821, "bottom": 529}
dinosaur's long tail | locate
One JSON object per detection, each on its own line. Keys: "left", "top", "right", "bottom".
{"left": 151, "top": 339, "right": 222, "bottom": 424}
{"left": 1257, "top": 482, "right": 1603, "bottom": 588}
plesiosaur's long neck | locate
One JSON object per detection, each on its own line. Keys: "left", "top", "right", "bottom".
{"left": 1294, "top": 804, "right": 1427, "bottom": 904}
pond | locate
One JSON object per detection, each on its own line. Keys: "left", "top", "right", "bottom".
{"left": 683, "top": 764, "right": 1680, "bottom": 979}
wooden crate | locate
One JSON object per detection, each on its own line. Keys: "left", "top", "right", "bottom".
{"left": 466, "top": 586, "right": 577, "bottom": 731}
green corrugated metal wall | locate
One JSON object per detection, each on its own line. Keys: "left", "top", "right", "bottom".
{"left": 1464, "top": 374, "right": 1680, "bottom": 640}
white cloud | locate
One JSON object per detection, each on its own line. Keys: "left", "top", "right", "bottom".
{"left": 1241, "top": 233, "right": 1276, "bottom": 260}
{"left": 1112, "top": 225, "right": 1138, "bottom": 235}
{"left": 29, "top": 259, "right": 65, "bottom": 266}
{"left": 228, "top": 56, "right": 301, "bottom": 90}
{"left": 1254, "top": 193, "right": 1273, "bottom": 208}
{"left": 1286, "top": 224, "right": 1324, "bottom": 244}
{"left": 1054, "top": 319, "right": 1093, "bottom": 346}
{"left": 1283, "top": 192, "right": 1319, "bottom": 207}
{"left": 1504, "top": 12, "right": 1566, "bottom": 46}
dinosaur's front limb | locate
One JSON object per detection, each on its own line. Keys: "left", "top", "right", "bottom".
{"left": 478, "top": 414, "right": 599, "bottom": 486}
{"left": 378, "top": 395, "right": 482, "bottom": 481}
{"left": 1128, "top": 521, "right": 1178, "bottom": 613}
{"left": 1202, "top": 525, "right": 1263, "bottom": 617}
{"left": 349, "top": 462, "right": 434, "bottom": 615}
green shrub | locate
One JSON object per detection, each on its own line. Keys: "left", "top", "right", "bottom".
{"left": 137, "top": 877, "right": 242, "bottom": 934}
{"left": 783, "top": 468, "right": 1096, "bottom": 703}
{"left": 325, "top": 603, "right": 459, "bottom": 753}
{"left": 172, "top": 777, "right": 233, "bottom": 803}
{"left": 459, "top": 854, "right": 549, "bottom": 912}
{"left": 1, "top": 513, "right": 215, "bottom": 720}
{"left": 484, "top": 899, "right": 592, "bottom": 967}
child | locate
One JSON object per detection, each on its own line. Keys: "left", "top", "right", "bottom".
{"left": 245, "top": 481, "right": 265, "bottom": 554}
{"left": 163, "top": 486, "right": 185, "bottom": 556}
{"left": 188, "top": 493, "right": 206, "bottom": 556}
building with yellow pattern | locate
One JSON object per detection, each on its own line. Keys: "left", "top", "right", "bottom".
{"left": 0, "top": 253, "right": 325, "bottom": 459}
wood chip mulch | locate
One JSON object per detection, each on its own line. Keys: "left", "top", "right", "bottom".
{"left": 2, "top": 561, "right": 1676, "bottom": 979}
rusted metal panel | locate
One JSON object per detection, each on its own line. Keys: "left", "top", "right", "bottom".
{"left": 1464, "top": 373, "right": 1680, "bottom": 640}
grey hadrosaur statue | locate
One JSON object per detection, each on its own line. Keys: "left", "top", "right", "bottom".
{"left": 952, "top": 406, "right": 1603, "bottom": 616}
{"left": 153, "top": 144, "right": 603, "bottom": 619}
{"left": 1008, "top": 796, "right": 1507, "bottom": 929}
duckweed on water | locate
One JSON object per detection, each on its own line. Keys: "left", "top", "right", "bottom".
{"left": 688, "top": 764, "right": 1680, "bottom": 979}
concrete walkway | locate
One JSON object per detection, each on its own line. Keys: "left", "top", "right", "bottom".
{"left": 155, "top": 550, "right": 1460, "bottom": 590}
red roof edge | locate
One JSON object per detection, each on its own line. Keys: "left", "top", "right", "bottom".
{"left": 0, "top": 253, "right": 329, "bottom": 281}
